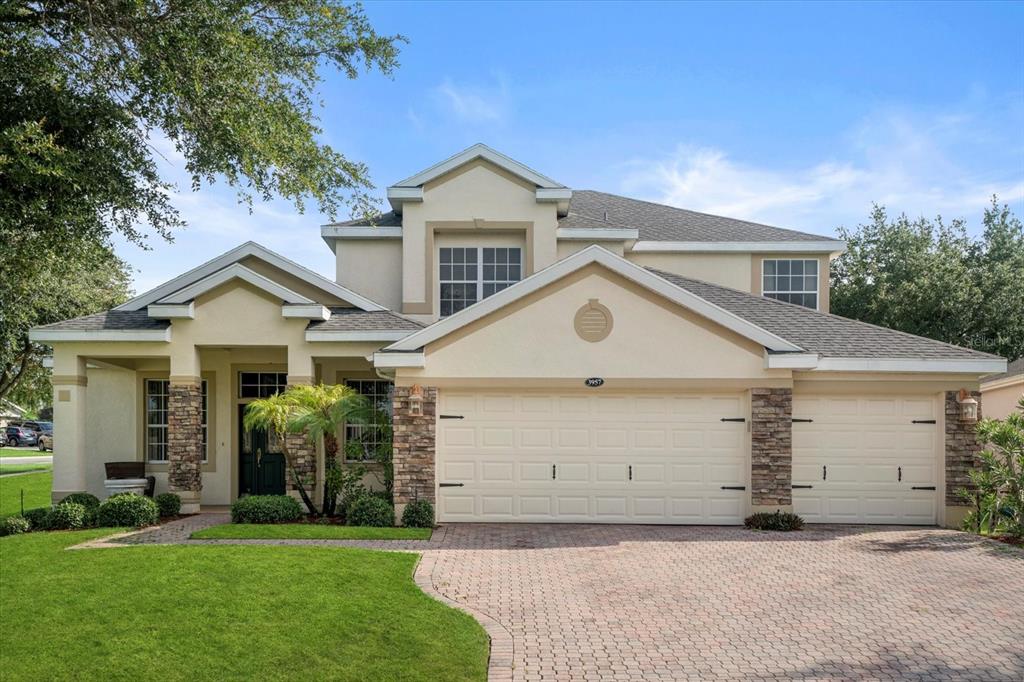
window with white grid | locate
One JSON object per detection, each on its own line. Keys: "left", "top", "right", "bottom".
{"left": 344, "top": 380, "right": 393, "bottom": 461}
{"left": 145, "top": 379, "right": 207, "bottom": 462}
{"left": 763, "top": 259, "right": 819, "bottom": 309}
{"left": 439, "top": 246, "right": 522, "bottom": 317}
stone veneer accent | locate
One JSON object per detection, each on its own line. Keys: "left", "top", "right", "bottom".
{"left": 393, "top": 386, "right": 438, "bottom": 510}
{"left": 945, "top": 390, "right": 984, "bottom": 507}
{"left": 750, "top": 387, "right": 793, "bottom": 507}
{"left": 167, "top": 382, "right": 203, "bottom": 499}
{"left": 285, "top": 433, "right": 317, "bottom": 495}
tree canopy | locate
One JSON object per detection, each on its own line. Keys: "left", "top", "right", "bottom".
{"left": 0, "top": 1, "right": 403, "bottom": 402}
{"left": 830, "top": 199, "right": 1024, "bottom": 361}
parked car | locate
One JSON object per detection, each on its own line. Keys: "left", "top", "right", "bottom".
{"left": 37, "top": 431, "right": 53, "bottom": 451}
{"left": 10, "top": 420, "right": 52, "bottom": 434}
{"left": 5, "top": 425, "right": 38, "bottom": 447}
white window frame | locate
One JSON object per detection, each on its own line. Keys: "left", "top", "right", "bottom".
{"left": 762, "top": 258, "right": 819, "bottom": 310}
{"left": 439, "top": 246, "right": 522, "bottom": 317}
{"left": 343, "top": 380, "right": 394, "bottom": 462}
{"left": 145, "top": 379, "right": 208, "bottom": 463}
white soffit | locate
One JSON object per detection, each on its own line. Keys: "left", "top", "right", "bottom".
{"left": 307, "top": 329, "right": 415, "bottom": 342}
{"left": 115, "top": 241, "right": 386, "bottom": 312}
{"left": 320, "top": 226, "right": 403, "bottom": 240}
{"left": 29, "top": 328, "right": 171, "bottom": 343}
{"left": 147, "top": 302, "right": 194, "bottom": 319}
{"left": 382, "top": 245, "right": 803, "bottom": 354}
{"left": 371, "top": 351, "right": 426, "bottom": 368}
{"left": 557, "top": 227, "right": 639, "bottom": 240}
{"left": 282, "top": 304, "right": 331, "bottom": 321}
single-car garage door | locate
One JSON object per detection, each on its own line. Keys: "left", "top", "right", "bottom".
{"left": 435, "top": 391, "right": 748, "bottom": 524}
{"left": 792, "top": 394, "right": 939, "bottom": 524}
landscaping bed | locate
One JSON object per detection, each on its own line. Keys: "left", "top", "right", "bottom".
{"left": 192, "top": 523, "right": 432, "bottom": 540}
{"left": 0, "top": 529, "right": 488, "bottom": 681}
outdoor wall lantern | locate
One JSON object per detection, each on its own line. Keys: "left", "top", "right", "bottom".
{"left": 957, "top": 389, "right": 979, "bottom": 423}
{"left": 409, "top": 384, "right": 424, "bottom": 416}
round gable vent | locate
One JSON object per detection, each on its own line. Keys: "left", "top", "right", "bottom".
{"left": 574, "top": 299, "right": 613, "bottom": 343}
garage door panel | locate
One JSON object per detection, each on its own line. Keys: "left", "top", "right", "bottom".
{"left": 793, "top": 393, "right": 938, "bottom": 525}
{"left": 437, "top": 391, "right": 748, "bottom": 524}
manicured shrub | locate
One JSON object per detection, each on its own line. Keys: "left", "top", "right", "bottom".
{"left": 22, "top": 507, "right": 51, "bottom": 530}
{"left": 155, "top": 493, "right": 182, "bottom": 518}
{"left": 0, "top": 516, "right": 31, "bottom": 536}
{"left": 46, "top": 502, "right": 88, "bottom": 530}
{"left": 230, "top": 495, "right": 303, "bottom": 524}
{"left": 744, "top": 510, "right": 804, "bottom": 531}
{"left": 347, "top": 495, "right": 395, "bottom": 528}
{"left": 60, "top": 492, "right": 101, "bottom": 509}
{"left": 401, "top": 500, "right": 434, "bottom": 528}
{"left": 98, "top": 494, "right": 159, "bottom": 528}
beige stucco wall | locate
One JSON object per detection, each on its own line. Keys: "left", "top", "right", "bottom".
{"left": 400, "top": 159, "right": 560, "bottom": 321}
{"left": 557, "top": 240, "right": 626, "bottom": 259}
{"left": 981, "top": 378, "right": 1023, "bottom": 419}
{"left": 625, "top": 252, "right": 753, "bottom": 292}
{"left": 334, "top": 239, "right": 403, "bottom": 310}
{"left": 402, "top": 264, "right": 787, "bottom": 385}
{"left": 239, "top": 255, "right": 350, "bottom": 306}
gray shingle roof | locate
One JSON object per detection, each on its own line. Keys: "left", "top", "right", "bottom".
{"left": 563, "top": 191, "right": 837, "bottom": 242}
{"left": 306, "top": 308, "right": 423, "bottom": 332}
{"left": 649, "top": 269, "right": 1000, "bottom": 360}
{"left": 336, "top": 190, "right": 840, "bottom": 244}
{"left": 33, "top": 310, "right": 170, "bottom": 331}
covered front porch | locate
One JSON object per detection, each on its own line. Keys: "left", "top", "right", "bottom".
{"left": 48, "top": 343, "right": 388, "bottom": 511}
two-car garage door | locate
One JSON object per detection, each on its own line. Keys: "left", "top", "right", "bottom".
{"left": 435, "top": 391, "right": 748, "bottom": 524}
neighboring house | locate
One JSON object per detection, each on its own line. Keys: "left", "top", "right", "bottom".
{"left": 0, "top": 399, "right": 30, "bottom": 429}
{"left": 980, "top": 358, "right": 1023, "bottom": 420}
{"left": 30, "top": 144, "right": 1006, "bottom": 527}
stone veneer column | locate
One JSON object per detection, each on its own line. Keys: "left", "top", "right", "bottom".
{"left": 285, "top": 433, "right": 317, "bottom": 498}
{"left": 167, "top": 381, "right": 203, "bottom": 513}
{"left": 750, "top": 387, "right": 793, "bottom": 511}
{"left": 944, "top": 390, "right": 984, "bottom": 526}
{"left": 392, "top": 385, "right": 437, "bottom": 521}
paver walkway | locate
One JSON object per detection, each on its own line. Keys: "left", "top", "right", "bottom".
{"left": 76, "top": 517, "right": 1024, "bottom": 681}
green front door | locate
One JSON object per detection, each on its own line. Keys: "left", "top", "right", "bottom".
{"left": 239, "top": 405, "right": 286, "bottom": 496}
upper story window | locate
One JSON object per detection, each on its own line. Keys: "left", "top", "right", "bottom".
{"left": 439, "top": 247, "right": 522, "bottom": 317}
{"left": 763, "top": 259, "right": 818, "bottom": 309}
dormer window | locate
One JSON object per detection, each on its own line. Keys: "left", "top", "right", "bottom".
{"left": 440, "top": 247, "right": 522, "bottom": 317}
{"left": 763, "top": 259, "right": 818, "bottom": 310}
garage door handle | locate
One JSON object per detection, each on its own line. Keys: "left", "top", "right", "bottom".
{"left": 438, "top": 483, "right": 464, "bottom": 487}
{"left": 912, "top": 486, "right": 936, "bottom": 490}
{"left": 792, "top": 418, "right": 814, "bottom": 423}
{"left": 792, "top": 484, "right": 814, "bottom": 489}
{"left": 720, "top": 486, "right": 746, "bottom": 490}
{"left": 720, "top": 417, "right": 746, "bottom": 422}
{"left": 439, "top": 415, "right": 464, "bottom": 420}
{"left": 912, "top": 419, "right": 936, "bottom": 424}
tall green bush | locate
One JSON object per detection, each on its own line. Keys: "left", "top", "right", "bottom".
{"left": 959, "top": 397, "right": 1024, "bottom": 538}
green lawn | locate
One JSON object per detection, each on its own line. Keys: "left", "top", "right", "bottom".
{"left": 0, "top": 463, "right": 52, "bottom": 476}
{"left": 0, "top": 446, "right": 46, "bottom": 457}
{"left": 0, "top": 530, "right": 488, "bottom": 681}
{"left": 0, "top": 471, "right": 52, "bottom": 517}
{"left": 193, "top": 523, "right": 433, "bottom": 541}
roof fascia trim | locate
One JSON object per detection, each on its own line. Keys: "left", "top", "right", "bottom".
{"left": 631, "top": 240, "right": 847, "bottom": 254}
{"left": 384, "top": 245, "right": 802, "bottom": 354}
{"left": 29, "top": 328, "right": 171, "bottom": 343}
{"left": 371, "top": 351, "right": 426, "bottom": 368}
{"left": 320, "top": 226, "right": 403, "bottom": 240}
{"left": 557, "top": 227, "right": 639, "bottom": 240}
{"left": 306, "top": 330, "right": 416, "bottom": 342}
{"left": 773, "top": 356, "right": 1008, "bottom": 374}
{"left": 115, "top": 241, "right": 387, "bottom": 312}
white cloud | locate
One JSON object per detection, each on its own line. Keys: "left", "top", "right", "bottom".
{"left": 435, "top": 76, "right": 510, "bottom": 123}
{"left": 620, "top": 109, "right": 1023, "bottom": 235}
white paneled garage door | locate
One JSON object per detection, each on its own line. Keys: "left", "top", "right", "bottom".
{"left": 792, "top": 394, "right": 939, "bottom": 524}
{"left": 435, "top": 391, "right": 748, "bottom": 524}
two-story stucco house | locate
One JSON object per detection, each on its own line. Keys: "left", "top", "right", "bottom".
{"left": 30, "top": 144, "right": 1006, "bottom": 527}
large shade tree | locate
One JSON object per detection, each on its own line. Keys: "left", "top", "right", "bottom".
{"left": 0, "top": 1, "right": 404, "bottom": 402}
{"left": 830, "top": 199, "right": 1024, "bottom": 362}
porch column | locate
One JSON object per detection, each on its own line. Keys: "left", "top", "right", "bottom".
{"left": 51, "top": 351, "right": 88, "bottom": 503}
{"left": 944, "top": 390, "right": 984, "bottom": 528}
{"left": 168, "top": 346, "right": 203, "bottom": 513}
{"left": 750, "top": 387, "right": 793, "bottom": 513}
{"left": 392, "top": 385, "right": 437, "bottom": 522}
{"left": 285, "top": 352, "right": 317, "bottom": 503}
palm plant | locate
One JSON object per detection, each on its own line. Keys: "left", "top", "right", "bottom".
{"left": 243, "top": 384, "right": 368, "bottom": 516}
{"left": 960, "top": 397, "right": 1024, "bottom": 538}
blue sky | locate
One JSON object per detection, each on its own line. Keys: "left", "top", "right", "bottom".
{"left": 120, "top": 0, "right": 1024, "bottom": 293}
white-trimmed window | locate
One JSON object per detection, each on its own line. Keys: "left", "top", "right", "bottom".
{"left": 343, "top": 380, "right": 393, "bottom": 461}
{"left": 238, "top": 372, "right": 288, "bottom": 398}
{"left": 439, "top": 247, "right": 522, "bottom": 317}
{"left": 145, "top": 379, "right": 208, "bottom": 462}
{"left": 763, "top": 259, "right": 819, "bottom": 309}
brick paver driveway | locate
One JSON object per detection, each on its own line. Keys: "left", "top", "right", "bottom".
{"left": 424, "top": 524, "right": 1024, "bottom": 681}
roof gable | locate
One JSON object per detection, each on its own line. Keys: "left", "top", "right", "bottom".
{"left": 115, "top": 241, "right": 385, "bottom": 312}
{"left": 392, "top": 143, "right": 566, "bottom": 191}
{"left": 383, "top": 245, "right": 802, "bottom": 354}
